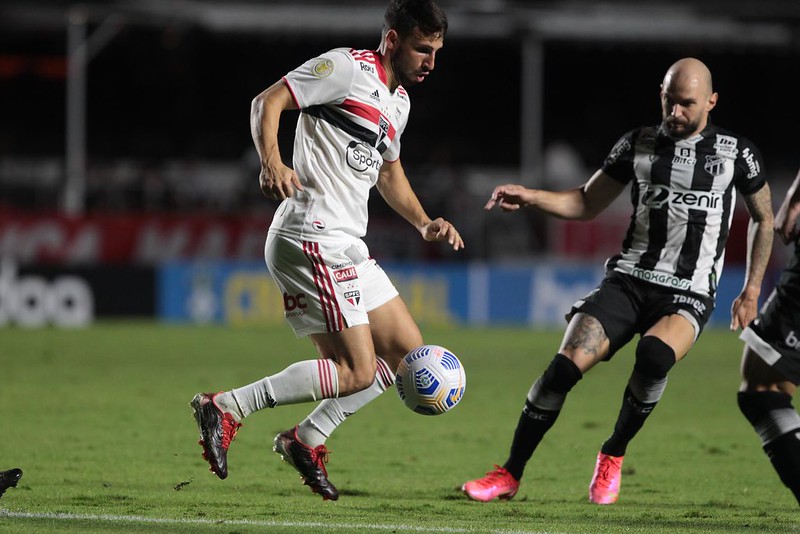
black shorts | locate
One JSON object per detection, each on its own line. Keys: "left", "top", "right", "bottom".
{"left": 740, "top": 288, "right": 800, "bottom": 385}
{"left": 569, "top": 271, "right": 715, "bottom": 359}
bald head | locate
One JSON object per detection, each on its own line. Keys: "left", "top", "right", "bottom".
{"left": 660, "top": 57, "right": 718, "bottom": 139}
{"left": 663, "top": 57, "right": 714, "bottom": 96}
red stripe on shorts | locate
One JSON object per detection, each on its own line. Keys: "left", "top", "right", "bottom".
{"left": 302, "top": 241, "right": 344, "bottom": 332}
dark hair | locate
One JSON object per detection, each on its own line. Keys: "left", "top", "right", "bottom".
{"left": 384, "top": 0, "right": 448, "bottom": 39}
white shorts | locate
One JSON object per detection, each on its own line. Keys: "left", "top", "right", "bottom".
{"left": 265, "top": 233, "right": 399, "bottom": 337}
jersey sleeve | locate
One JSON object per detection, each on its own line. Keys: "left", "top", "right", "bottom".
{"left": 733, "top": 137, "right": 767, "bottom": 196}
{"left": 282, "top": 49, "right": 355, "bottom": 109}
{"left": 601, "top": 129, "right": 638, "bottom": 184}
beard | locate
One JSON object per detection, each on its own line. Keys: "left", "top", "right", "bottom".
{"left": 391, "top": 55, "right": 425, "bottom": 88}
{"left": 663, "top": 117, "right": 701, "bottom": 139}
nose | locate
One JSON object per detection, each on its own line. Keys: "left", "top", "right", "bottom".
{"left": 670, "top": 104, "right": 683, "bottom": 118}
{"left": 424, "top": 53, "right": 435, "bottom": 72}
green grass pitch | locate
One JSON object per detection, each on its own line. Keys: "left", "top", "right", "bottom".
{"left": 0, "top": 322, "right": 798, "bottom": 533}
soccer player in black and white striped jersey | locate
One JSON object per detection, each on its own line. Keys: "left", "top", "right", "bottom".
{"left": 463, "top": 57, "right": 774, "bottom": 504}
{"left": 739, "top": 168, "right": 800, "bottom": 506}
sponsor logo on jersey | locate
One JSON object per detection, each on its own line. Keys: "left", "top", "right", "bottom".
{"left": 672, "top": 155, "right": 696, "bottom": 166}
{"left": 786, "top": 330, "right": 800, "bottom": 349}
{"left": 344, "top": 290, "right": 361, "bottom": 306}
{"left": 742, "top": 147, "right": 761, "bottom": 179}
{"left": 606, "top": 137, "right": 631, "bottom": 165}
{"left": 642, "top": 184, "right": 722, "bottom": 211}
{"left": 630, "top": 267, "right": 691, "bottom": 290}
{"left": 333, "top": 267, "right": 358, "bottom": 283}
{"left": 346, "top": 141, "right": 381, "bottom": 172}
{"left": 312, "top": 58, "right": 334, "bottom": 78}
{"left": 368, "top": 89, "right": 380, "bottom": 102}
{"left": 360, "top": 62, "right": 375, "bottom": 74}
{"left": 330, "top": 261, "right": 354, "bottom": 270}
{"left": 672, "top": 293, "right": 707, "bottom": 315}
{"left": 642, "top": 184, "right": 670, "bottom": 208}
{"left": 283, "top": 292, "right": 307, "bottom": 311}
{"left": 312, "top": 220, "right": 326, "bottom": 231}
{"left": 714, "top": 134, "right": 739, "bottom": 157}
{"left": 672, "top": 146, "right": 696, "bottom": 166}
{"left": 704, "top": 154, "right": 726, "bottom": 176}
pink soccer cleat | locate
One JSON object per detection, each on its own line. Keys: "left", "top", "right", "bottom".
{"left": 589, "top": 452, "right": 624, "bottom": 504}
{"left": 462, "top": 465, "right": 520, "bottom": 502}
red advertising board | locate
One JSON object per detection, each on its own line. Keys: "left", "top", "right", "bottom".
{"left": 0, "top": 210, "right": 273, "bottom": 264}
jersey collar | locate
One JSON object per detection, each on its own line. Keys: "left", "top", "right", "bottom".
{"left": 372, "top": 50, "right": 389, "bottom": 87}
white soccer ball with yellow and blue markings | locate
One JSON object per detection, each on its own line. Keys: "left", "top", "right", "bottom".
{"left": 396, "top": 345, "right": 466, "bottom": 416}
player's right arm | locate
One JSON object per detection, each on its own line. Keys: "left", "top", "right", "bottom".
{"left": 484, "top": 170, "right": 626, "bottom": 220}
{"left": 776, "top": 168, "right": 800, "bottom": 245}
{"left": 250, "top": 81, "right": 302, "bottom": 201}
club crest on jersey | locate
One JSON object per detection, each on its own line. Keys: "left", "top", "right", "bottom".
{"left": 344, "top": 290, "right": 361, "bottom": 306}
{"left": 377, "top": 115, "right": 390, "bottom": 146}
{"left": 346, "top": 141, "right": 381, "bottom": 172}
{"left": 704, "top": 155, "right": 726, "bottom": 176}
{"left": 312, "top": 58, "right": 334, "bottom": 78}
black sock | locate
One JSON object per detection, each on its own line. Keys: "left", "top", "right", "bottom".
{"left": 601, "top": 386, "right": 658, "bottom": 457}
{"left": 503, "top": 401, "right": 560, "bottom": 480}
{"left": 765, "top": 430, "right": 800, "bottom": 505}
{"left": 503, "top": 354, "right": 582, "bottom": 481}
{"left": 738, "top": 391, "right": 800, "bottom": 505}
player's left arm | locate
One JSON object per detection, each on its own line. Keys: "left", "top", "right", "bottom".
{"left": 730, "top": 183, "right": 774, "bottom": 331}
{"left": 376, "top": 158, "right": 464, "bottom": 250}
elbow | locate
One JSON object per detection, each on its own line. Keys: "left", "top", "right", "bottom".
{"left": 250, "top": 93, "right": 265, "bottom": 119}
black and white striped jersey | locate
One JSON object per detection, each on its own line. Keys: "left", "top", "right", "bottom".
{"left": 601, "top": 123, "right": 767, "bottom": 298}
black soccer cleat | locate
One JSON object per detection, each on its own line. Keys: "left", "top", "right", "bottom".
{"left": 0, "top": 468, "right": 23, "bottom": 499}
{"left": 274, "top": 427, "right": 339, "bottom": 501}
{"left": 190, "top": 392, "right": 242, "bottom": 480}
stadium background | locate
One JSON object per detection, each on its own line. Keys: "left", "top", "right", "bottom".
{"left": 1, "top": 0, "right": 799, "bottom": 328}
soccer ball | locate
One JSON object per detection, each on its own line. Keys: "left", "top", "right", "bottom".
{"left": 396, "top": 345, "right": 466, "bottom": 416}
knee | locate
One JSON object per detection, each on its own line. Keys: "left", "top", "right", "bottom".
{"left": 634, "top": 336, "right": 676, "bottom": 379}
{"left": 738, "top": 390, "right": 792, "bottom": 426}
{"left": 353, "top": 360, "right": 378, "bottom": 390}
{"left": 337, "top": 359, "right": 377, "bottom": 394}
{"left": 541, "top": 354, "right": 583, "bottom": 394}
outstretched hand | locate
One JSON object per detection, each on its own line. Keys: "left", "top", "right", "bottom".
{"left": 421, "top": 218, "right": 464, "bottom": 251}
{"left": 484, "top": 184, "right": 533, "bottom": 212}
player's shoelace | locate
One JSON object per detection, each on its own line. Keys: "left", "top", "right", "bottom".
{"left": 477, "top": 465, "right": 512, "bottom": 487}
{"left": 309, "top": 445, "right": 331, "bottom": 476}
{"left": 219, "top": 414, "right": 242, "bottom": 449}
{"left": 594, "top": 457, "right": 621, "bottom": 489}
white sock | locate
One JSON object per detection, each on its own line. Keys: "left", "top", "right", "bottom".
{"left": 297, "top": 357, "right": 394, "bottom": 447}
{"left": 230, "top": 359, "right": 339, "bottom": 417}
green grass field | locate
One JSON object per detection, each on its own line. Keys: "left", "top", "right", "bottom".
{"left": 1, "top": 323, "right": 798, "bottom": 533}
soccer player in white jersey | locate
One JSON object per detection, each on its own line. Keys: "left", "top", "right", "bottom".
{"left": 190, "top": 0, "right": 461, "bottom": 501}
{"left": 463, "top": 57, "right": 774, "bottom": 504}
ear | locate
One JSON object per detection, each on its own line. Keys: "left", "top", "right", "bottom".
{"left": 707, "top": 91, "right": 718, "bottom": 112}
{"left": 384, "top": 29, "right": 399, "bottom": 52}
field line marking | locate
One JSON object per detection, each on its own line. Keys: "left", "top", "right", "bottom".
{"left": 0, "top": 509, "right": 562, "bottom": 534}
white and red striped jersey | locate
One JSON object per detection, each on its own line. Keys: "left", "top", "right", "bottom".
{"left": 269, "top": 47, "right": 411, "bottom": 243}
